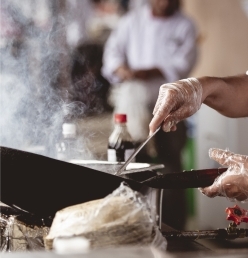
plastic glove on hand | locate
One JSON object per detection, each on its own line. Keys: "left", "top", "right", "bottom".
{"left": 149, "top": 78, "right": 202, "bottom": 134}
{"left": 200, "top": 148, "right": 248, "bottom": 202}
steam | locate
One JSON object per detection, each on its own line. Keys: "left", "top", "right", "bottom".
{"left": 0, "top": 0, "right": 103, "bottom": 159}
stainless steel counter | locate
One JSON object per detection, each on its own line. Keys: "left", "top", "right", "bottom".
{"left": 1, "top": 245, "right": 248, "bottom": 258}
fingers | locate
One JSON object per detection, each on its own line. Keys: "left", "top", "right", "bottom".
{"left": 149, "top": 95, "right": 176, "bottom": 134}
{"left": 200, "top": 174, "right": 248, "bottom": 202}
{"left": 170, "top": 124, "right": 177, "bottom": 131}
{"left": 150, "top": 104, "right": 192, "bottom": 134}
{"left": 209, "top": 148, "right": 248, "bottom": 167}
{"left": 149, "top": 115, "right": 165, "bottom": 135}
{"left": 149, "top": 116, "right": 177, "bottom": 135}
{"left": 152, "top": 85, "right": 179, "bottom": 116}
{"left": 162, "top": 120, "right": 176, "bottom": 132}
{"left": 199, "top": 185, "right": 220, "bottom": 198}
{"left": 200, "top": 185, "right": 247, "bottom": 201}
{"left": 149, "top": 108, "right": 187, "bottom": 135}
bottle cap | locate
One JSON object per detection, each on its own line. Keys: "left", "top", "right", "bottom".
{"left": 114, "top": 114, "right": 127, "bottom": 123}
{"left": 62, "top": 123, "right": 76, "bottom": 137}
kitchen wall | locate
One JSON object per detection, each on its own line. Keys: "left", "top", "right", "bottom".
{"left": 183, "top": 0, "right": 248, "bottom": 229}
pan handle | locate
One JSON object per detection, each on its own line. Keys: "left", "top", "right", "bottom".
{"left": 142, "top": 167, "right": 228, "bottom": 189}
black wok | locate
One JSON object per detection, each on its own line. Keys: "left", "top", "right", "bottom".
{"left": 0, "top": 146, "right": 161, "bottom": 224}
{"left": 0, "top": 146, "right": 227, "bottom": 227}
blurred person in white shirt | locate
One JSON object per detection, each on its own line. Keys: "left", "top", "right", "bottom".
{"left": 102, "top": 0, "right": 198, "bottom": 229}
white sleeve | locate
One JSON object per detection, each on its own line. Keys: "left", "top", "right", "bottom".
{"left": 158, "top": 19, "right": 198, "bottom": 82}
{"left": 101, "top": 16, "right": 130, "bottom": 84}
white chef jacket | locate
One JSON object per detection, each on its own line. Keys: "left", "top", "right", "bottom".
{"left": 102, "top": 4, "right": 198, "bottom": 141}
{"left": 102, "top": 4, "right": 197, "bottom": 93}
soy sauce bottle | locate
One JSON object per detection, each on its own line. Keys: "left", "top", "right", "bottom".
{"left": 108, "top": 114, "right": 135, "bottom": 162}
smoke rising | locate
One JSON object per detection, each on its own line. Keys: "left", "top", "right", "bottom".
{"left": 0, "top": 0, "right": 105, "bottom": 159}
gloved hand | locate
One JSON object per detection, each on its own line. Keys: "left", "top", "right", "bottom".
{"left": 200, "top": 148, "right": 248, "bottom": 202}
{"left": 149, "top": 78, "right": 202, "bottom": 134}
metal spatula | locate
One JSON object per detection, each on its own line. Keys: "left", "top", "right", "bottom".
{"left": 115, "top": 126, "right": 161, "bottom": 176}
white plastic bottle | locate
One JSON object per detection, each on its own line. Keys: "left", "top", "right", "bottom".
{"left": 56, "top": 123, "right": 79, "bottom": 161}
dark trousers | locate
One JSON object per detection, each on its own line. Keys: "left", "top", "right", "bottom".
{"left": 154, "top": 121, "right": 187, "bottom": 230}
{"left": 135, "top": 121, "right": 188, "bottom": 230}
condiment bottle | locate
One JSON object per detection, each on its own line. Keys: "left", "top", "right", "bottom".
{"left": 108, "top": 114, "right": 135, "bottom": 162}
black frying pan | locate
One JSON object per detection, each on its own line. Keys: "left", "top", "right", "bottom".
{"left": 0, "top": 146, "right": 150, "bottom": 220}
{"left": 0, "top": 146, "right": 227, "bottom": 223}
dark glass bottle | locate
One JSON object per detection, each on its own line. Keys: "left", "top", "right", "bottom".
{"left": 108, "top": 114, "right": 135, "bottom": 162}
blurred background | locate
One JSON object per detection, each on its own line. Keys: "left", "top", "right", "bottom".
{"left": 183, "top": 0, "right": 248, "bottom": 231}
{"left": 1, "top": 0, "right": 248, "bottom": 232}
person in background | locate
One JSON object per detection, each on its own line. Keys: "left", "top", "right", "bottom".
{"left": 102, "top": 0, "right": 197, "bottom": 93}
{"left": 66, "top": 0, "right": 93, "bottom": 48}
{"left": 102, "top": 0, "right": 198, "bottom": 229}
{"left": 150, "top": 74, "right": 248, "bottom": 202}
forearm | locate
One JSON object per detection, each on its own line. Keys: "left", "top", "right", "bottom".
{"left": 102, "top": 17, "right": 129, "bottom": 83}
{"left": 133, "top": 68, "right": 165, "bottom": 80}
{"left": 199, "top": 74, "right": 248, "bottom": 117}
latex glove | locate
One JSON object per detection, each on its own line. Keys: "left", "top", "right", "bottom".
{"left": 200, "top": 148, "right": 248, "bottom": 202}
{"left": 149, "top": 78, "right": 202, "bottom": 134}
